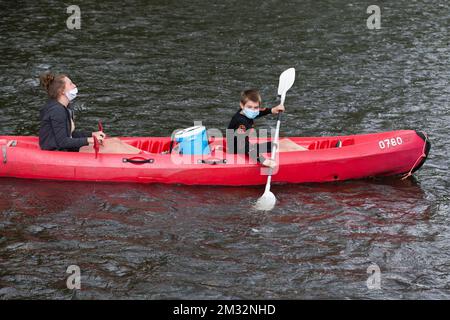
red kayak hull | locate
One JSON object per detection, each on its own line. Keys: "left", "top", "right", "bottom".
{"left": 0, "top": 130, "right": 430, "bottom": 186}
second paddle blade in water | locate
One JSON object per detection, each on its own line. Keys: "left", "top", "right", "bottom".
{"left": 254, "top": 191, "right": 277, "bottom": 211}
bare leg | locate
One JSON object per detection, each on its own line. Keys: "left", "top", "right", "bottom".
{"left": 277, "top": 139, "right": 308, "bottom": 152}
{"left": 80, "top": 138, "right": 142, "bottom": 154}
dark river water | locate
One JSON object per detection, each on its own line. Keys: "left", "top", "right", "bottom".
{"left": 0, "top": 0, "right": 449, "bottom": 299}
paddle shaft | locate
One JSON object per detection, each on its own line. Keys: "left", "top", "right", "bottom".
{"left": 263, "top": 94, "right": 285, "bottom": 193}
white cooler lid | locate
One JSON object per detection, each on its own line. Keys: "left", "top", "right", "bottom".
{"left": 174, "top": 126, "right": 206, "bottom": 139}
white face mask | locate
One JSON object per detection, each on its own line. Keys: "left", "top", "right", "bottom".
{"left": 243, "top": 107, "right": 260, "bottom": 119}
{"left": 65, "top": 87, "right": 78, "bottom": 101}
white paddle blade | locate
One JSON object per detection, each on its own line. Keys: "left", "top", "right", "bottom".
{"left": 277, "top": 68, "right": 296, "bottom": 97}
{"left": 254, "top": 191, "right": 277, "bottom": 211}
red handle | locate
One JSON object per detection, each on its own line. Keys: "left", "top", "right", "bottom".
{"left": 93, "top": 135, "right": 99, "bottom": 159}
{"left": 98, "top": 121, "right": 103, "bottom": 132}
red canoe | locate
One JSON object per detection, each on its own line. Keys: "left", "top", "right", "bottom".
{"left": 0, "top": 130, "right": 430, "bottom": 185}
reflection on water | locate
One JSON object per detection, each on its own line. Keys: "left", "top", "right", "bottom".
{"left": 1, "top": 177, "right": 448, "bottom": 299}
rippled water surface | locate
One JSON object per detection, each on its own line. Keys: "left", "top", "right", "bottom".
{"left": 0, "top": 0, "right": 449, "bottom": 299}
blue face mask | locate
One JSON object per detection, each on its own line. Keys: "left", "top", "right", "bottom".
{"left": 243, "top": 108, "right": 259, "bottom": 119}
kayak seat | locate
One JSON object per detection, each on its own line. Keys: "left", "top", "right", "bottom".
{"left": 308, "top": 140, "right": 331, "bottom": 150}
{"left": 17, "top": 140, "right": 40, "bottom": 149}
{"left": 308, "top": 138, "right": 355, "bottom": 150}
{"left": 125, "top": 139, "right": 172, "bottom": 154}
{"left": 341, "top": 138, "right": 355, "bottom": 146}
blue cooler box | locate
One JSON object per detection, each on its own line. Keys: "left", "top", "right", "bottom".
{"left": 174, "top": 126, "right": 210, "bottom": 155}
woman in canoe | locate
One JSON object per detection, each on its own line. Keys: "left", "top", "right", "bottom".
{"left": 39, "top": 72, "right": 141, "bottom": 154}
{"left": 227, "top": 89, "right": 307, "bottom": 167}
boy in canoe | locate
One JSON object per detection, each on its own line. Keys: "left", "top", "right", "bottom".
{"left": 227, "top": 89, "right": 307, "bottom": 167}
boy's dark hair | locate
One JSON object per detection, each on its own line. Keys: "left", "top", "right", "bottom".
{"left": 240, "top": 89, "right": 261, "bottom": 106}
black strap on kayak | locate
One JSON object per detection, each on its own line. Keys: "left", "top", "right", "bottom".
{"left": 169, "top": 139, "right": 174, "bottom": 154}
{"left": 198, "top": 158, "right": 227, "bottom": 165}
{"left": 122, "top": 157, "right": 155, "bottom": 164}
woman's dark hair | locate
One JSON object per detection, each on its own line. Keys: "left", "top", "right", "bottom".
{"left": 39, "top": 72, "right": 67, "bottom": 99}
